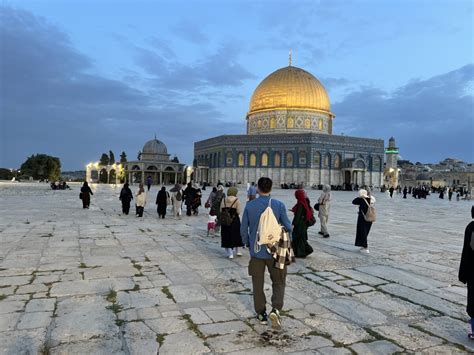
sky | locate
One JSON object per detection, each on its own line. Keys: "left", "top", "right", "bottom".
{"left": 1, "top": 0, "right": 473, "bottom": 170}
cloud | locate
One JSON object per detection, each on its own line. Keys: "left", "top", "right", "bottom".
{"left": 171, "top": 19, "right": 208, "bottom": 44}
{"left": 333, "top": 64, "right": 474, "bottom": 162}
{"left": 319, "top": 77, "right": 353, "bottom": 89}
{"left": 0, "top": 6, "right": 244, "bottom": 169}
{"left": 134, "top": 41, "right": 256, "bottom": 90}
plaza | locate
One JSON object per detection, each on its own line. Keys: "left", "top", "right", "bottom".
{"left": 0, "top": 182, "right": 473, "bottom": 354}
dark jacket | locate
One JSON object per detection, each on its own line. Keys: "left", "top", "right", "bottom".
{"left": 352, "top": 197, "right": 371, "bottom": 215}
{"left": 120, "top": 187, "right": 133, "bottom": 202}
{"left": 459, "top": 220, "right": 474, "bottom": 283}
{"left": 156, "top": 189, "right": 168, "bottom": 205}
{"left": 183, "top": 186, "right": 195, "bottom": 205}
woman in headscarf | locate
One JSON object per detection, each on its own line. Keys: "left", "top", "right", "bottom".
{"left": 156, "top": 186, "right": 169, "bottom": 219}
{"left": 183, "top": 182, "right": 196, "bottom": 216}
{"left": 80, "top": 181, "right": 93, "bottom": 209}
{"left": 206, "top": 187, "right": 217, "bottom": 209}
{"left": 352, "top": 188, "right": 376, "bottom": 254}
{"left": 135, "top": 183, "right": 146, "bottom": 217}
{"left": 169, "top": 183, "right": 183, "bottom": 219}
{"left": 317, "top": 184, "right": 331, "bottom": 238}
{"left": 211, "top": 185, "right": 225, "bottom": 231}
{"left": 219, "top": 187, "right": 243, "bottom": 259}
{"left": 291, "top": 189, "right": 314, "bottom": 258}
{"left": 459, "top": 206, "right": 474, "bottom": 340}
{"left": 191, "top": 184, "right": 202, "bottom": 215}
{"left": 119, "top": 182, "right": 133, "bottom": 215}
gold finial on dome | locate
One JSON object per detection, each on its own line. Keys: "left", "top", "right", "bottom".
{"left": 289, "top": 49, "right": 292, "bottom": 66}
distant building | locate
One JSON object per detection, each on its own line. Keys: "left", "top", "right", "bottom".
{"left": 399, "top": 158, "right": 474, "bottom": 189}
{"left": 61, "top": 171, "right": 86, "bottom": 181}
{"left": 86, "top": 138, "right": 185, "bottom": 185}
{"left": 194, "top": 63, "right": 385, "bottom": 188}
{"left": 123, "top": 138, "right": 185, "bottom": 185}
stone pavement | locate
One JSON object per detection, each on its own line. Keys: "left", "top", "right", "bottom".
{"left": 0, "top": 182, "right": 473, "bottom": 354}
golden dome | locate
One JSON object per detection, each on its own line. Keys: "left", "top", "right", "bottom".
{"left": 248, "top": 66, "right": 331, "bottom": 115}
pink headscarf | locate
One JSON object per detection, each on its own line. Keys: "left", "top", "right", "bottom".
{"left": 291, "top": 189, "right": 313, "bottom": 222}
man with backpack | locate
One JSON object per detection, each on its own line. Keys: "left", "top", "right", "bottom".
{"left": 240, "top": 177, "right": 292, "bottom": 329}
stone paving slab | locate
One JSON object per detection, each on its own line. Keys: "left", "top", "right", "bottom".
{"left": 0, "top": 183, "right": 472, "bottom": 354}
{"left": 349, "top": 340, "right": 403, "bottom": 354}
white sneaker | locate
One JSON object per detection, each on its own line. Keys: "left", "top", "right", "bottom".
{"left": 360, "top": 248, "right": 370, "bottom": 254}
{"left": 228, "top": 253, "right": 234, "bottom": 259}
{"left": 237, "top": 252, "right": 242, "bottom": 256}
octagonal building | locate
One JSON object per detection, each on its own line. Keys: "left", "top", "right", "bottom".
{"left": 194, "top": 64, "right": 385, "bottom": 188}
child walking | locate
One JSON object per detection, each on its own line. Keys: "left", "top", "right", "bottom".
{"left": 207, "top": 213, "right": 217, "bottom": 237}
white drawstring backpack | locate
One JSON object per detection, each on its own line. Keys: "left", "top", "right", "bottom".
{"left": 255, "top": 198, "right": 282, "bottom": 253}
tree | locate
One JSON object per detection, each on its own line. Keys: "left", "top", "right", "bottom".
{"left": 137, "top": 151, "right": 142, "bottom": 160}
{"left": 20, "top": 154, "right": 61, "bottom": 180}
{"left": 120, "top": 151, "right": 127, "bottom": 164}
{"left": 171, "top": 156, "right": 179, "bottom": 163}
{"left": 99, "top": 153, "right": 109, "bottom": 166}
{"left": 0, "top": 168, "right": 14, "bottom": 180}
{"left": 109, "top": 150, "right": 115, "bottom": 165}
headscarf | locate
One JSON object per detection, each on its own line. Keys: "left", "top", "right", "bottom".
{"left": 227, "top": 187, "right": 238, "bottom": 197}
{"left": 83, "top": 181, "right": 89, "bottom": 187}
{"left": 157, "top": 186, "right": 167, "bottom": 201}
{"left": 359, "top": 189, "right": 376, "bottom": 203}
{"left": 292, "top": 189, "right": 313, "bottom": 222}
{"left": 319, "top": 184, "right": 331, "bottom": 204}
{"left": 170, "top": 183, "right": 182, "bottom": 192}
{"left": 137, "top": 183, "right": 145, "bottom": 195}
{"left": 124, "top": 182, "right": 129, "bottom": 189}
{"left": 217, "top": 185, "right": 224, "bottom": 191}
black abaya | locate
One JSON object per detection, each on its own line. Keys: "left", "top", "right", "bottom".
{"left": 352, "top": 197, "right": 373, "bottom": 248}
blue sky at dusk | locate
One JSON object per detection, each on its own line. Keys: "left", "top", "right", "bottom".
{"left": 1, "top": 0, "right": 473, "bottom": 170}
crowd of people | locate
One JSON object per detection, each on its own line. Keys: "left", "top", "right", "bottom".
{"left": 77, "top": 178, "right": 473, "bottom": 338}
{"left": 50, "top": 181, "right": 71, "bottom": 190}
{"left": 381, "top": 184, "right": 472, "bottom": 201}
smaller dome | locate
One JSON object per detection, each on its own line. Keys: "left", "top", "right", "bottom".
{"left": 143, "top": 139, "right": 167, "bottom": 154}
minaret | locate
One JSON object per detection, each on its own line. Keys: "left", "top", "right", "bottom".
{"left": 384, "top": 137, "right": 400, "bottom": 187}
{"left": 386, "top": 137, "right": 398, "bottom": 169}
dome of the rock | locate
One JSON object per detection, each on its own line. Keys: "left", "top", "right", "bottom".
{"left": 248, "top": 66, "right": 331, "bottom": 115}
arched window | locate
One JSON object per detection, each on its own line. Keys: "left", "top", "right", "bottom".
{"left": 314, "top": 152, "right": 321, "bottom": 166}
{"left": 238, "top": 153, "right": 245, "bottom": 166}
{"left": 270, "top": 117, "right": 277, "bottom": 129}
{"left": 226, "top": 152, "right": 233, "bottom": 165}
{"left": 273, "top": 152, "right": 281, "bottom": 167}
{"left": 299, "top": 151, "right": 307, "bottom": 165}
{"left": 249, "top": 153, "right": 257, "bottom": 167}
{"left": 286, "top": 152, "right": 294, "bottom": 167}
{"left": 318, "top": 119, "right": 324, "bottom": 131}
{"left": 287, "top": 117, "right": 294, "bottom": 128}
{"left": 334, "top": 154, "right": 341, "bottom": 169}
{"left": 304, "top": 118, "right": 311, "bottom": 129}
{"left": 261, "top": 153, "right": 269, "bottom": 167}
{"left": 323, "top": 153, "right": 330, "bottom": 168}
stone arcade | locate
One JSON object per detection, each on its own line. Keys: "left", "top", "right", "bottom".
{"left": 194, "top": 64, "right": 385, "bottom": 188}
{"left": 124, "top": 138, "right": 185, "bottom": 185}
